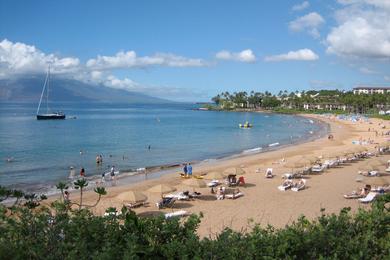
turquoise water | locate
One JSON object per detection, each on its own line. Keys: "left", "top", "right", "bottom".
{"left": 0, "top": 102, "right": 325, "bottom": 191}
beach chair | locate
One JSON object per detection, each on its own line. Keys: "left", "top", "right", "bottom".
{"left": 278, "top": 180, "right": 293, "bottom": 191}
{"left": 265, "top": 168, "right": 273, "bottom": 178}
{"left": 164, "top": 210, "right": 188, "bottom": 219}
{"left": 156, "top": 197, "right": 177, "bottom": 209}
{"left": 207, "top": 180, "right": 219, "bottom": 187}
{"left": 164, "top": 192, "right": 190, "bottom": 201}
{"left": 358, "top": 192, "right": 377, "bottom": 203}
{"left": 238, "top": 176, "right": 245, "bottom": 186}
{"left": 225, "top": 192, "right": 244, "bottom": 199}
{"left": 291, "top": 179, "right": 306, "bottom": 192}
{"left": 124, "top": 201, "right": 149, "bottom": 209}
{"left": 311, "top": 165, "right": 325, "bottom": 173}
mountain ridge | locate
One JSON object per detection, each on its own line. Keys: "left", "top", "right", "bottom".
{"left": 0, "top": 75, "right": 171, "bottom": 104}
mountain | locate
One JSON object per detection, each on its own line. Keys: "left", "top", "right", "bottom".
{"left": 0, "top": 75, "right": 170, "bottom": 103}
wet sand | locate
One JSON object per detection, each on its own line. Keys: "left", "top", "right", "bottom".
{"left": 50, "top": 114, "right": 390, "bottom": 237}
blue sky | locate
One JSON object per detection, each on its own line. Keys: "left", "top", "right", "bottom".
{"left": 1, "top": 0, "right": 390, "bottom": 101}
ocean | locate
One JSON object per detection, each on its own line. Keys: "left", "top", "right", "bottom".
{"left": 0, "top": 102, "right": 326, "bottom": 192}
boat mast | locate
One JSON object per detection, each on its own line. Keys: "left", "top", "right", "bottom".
{"left": 36, "top": 67, "right": 50, "bottom": 115}
{"left": 46, "top": 66, "right": 50, "bottom": 113}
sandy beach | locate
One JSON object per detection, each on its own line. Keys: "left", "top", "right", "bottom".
{"left": 53, "top": 113, "right": 390, "bottom": 238}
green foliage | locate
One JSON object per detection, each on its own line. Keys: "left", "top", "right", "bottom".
{"left": 0, "top": 186, "right": 389, "bottom": 259}
{"left": 211, "top": 89, "right": 390, "bottom": 114}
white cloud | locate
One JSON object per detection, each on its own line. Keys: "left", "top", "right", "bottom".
{"left": 215, "top": 49, "right": 256, "bottom": 63}
{"left": 0, "top": 39, "right": 209, "bottom": 100}
{"left": 86, "top": 51, "right": 207, "bottom": 70}
{"left": 264, "top": 49, "right": 319, "bottom": 62}
{"left": 359, "top": 67, "right": 378, "bottom": 74}
{"left": 292, "top": 1, "right": 310, "bottom": 11}
{"left": 289, "top": 12, "right": 325, "bottom": 38}
{"left": 384, "top": 75, "right": 390, "bottom": 82}
{"left": 0, "top": 39, "right": 80, "bottom": 77}
{"left": 327, "top": 1, "right": 390, "bottom": 59}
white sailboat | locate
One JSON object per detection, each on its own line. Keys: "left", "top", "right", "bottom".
{"left": 36, "top": 67, "right": 65, "bottom": 120}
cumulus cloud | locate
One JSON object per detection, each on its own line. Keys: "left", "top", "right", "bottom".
{"left": 264, "top": 49, "right": 319, "bottom": 62}
{"left": 0, "top": 39, "right": 80, "bottom": 77}
{"left": 0, "top": 39, "right": 209, "bottom": 100}
{"left": 215, "top": 49, "right": 256, "bottom": 63}
{"left": 326, "top": 1, "right": 390, "bottom": 59}
{"left": 359, "top": 67, "right": 378, "bottom": 74}
{"left": 86, "top": 51, "right": 207, "bottom": 70}
{"left": 292, "top": 1, "right": 310, "bottom": 11}
{"left": 289, "top": 12, "right": 325, "bottom": 38}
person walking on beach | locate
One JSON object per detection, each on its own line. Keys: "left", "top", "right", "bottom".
{"left": 187, "top": 163, "right": 193, "bottom": 177}
{"left": 183, "top": 163, "right": 188, "bottom": 177}
{"left": 110, "top": 165, "right": 116, "bottom": 181}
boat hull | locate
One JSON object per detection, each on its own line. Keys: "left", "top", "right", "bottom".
{"left": 37, "top": 114, "right": 66, "bottom": 120}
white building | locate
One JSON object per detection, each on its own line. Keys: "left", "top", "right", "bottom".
{"left": 353, "top": 86, "right": 390, "bottom": 95}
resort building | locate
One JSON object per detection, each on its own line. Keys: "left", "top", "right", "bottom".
{"left": 303, "top": 103, "right": 349, "bottom": 111}
{"left": 353, "top": 86, "right": 390, "bottom": 95}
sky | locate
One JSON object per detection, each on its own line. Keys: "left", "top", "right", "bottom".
{"left": 0, "top": 0, "right": 390, "bottom": 101}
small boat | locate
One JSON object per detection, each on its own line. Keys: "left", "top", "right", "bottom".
{"left": 239, "top": 121, "right": 253, "bottom": 128}
{"left": 36, "top": 67, "right": 66, "bottom": 120}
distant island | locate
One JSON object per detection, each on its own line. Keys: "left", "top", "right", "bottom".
{"left": 0, "top": 76, "right": 171, "bottom": 104}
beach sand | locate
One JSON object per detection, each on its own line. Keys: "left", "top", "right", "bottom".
{"left": 51, "top": 114, "right": 390, "bottom": 238}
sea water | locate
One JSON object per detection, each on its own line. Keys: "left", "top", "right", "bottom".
{"left": 0, "top": 102, "right": 326, "bottom": 192}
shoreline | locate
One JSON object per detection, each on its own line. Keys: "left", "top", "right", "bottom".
{"left": 39, "top": 113, "right": 328, "bottom": 197}
{"left": 43, "top": 113, "right": 390, "bottom": 237}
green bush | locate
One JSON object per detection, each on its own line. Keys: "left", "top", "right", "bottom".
{"left": 0, "top": 186, "right": 389, "bottom": 259}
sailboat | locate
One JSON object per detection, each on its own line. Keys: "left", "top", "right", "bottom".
{"left": 36, "top": 67, "right": 65, "bottom": 120}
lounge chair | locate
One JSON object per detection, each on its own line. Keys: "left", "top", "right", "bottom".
{"left": 164, "top": 210, "right": 188, "bottom": 219}
{"left": 311, "top": 164, "right": 326, "bottom": 173}
{"left": 265, "top": 168, "right": 274, "bottom": 178}
{"left": 207, "top": 180, "right": 219, "bottom": 187}
{"left": 225, "top": 192, "right": 244, "bottom": 199}
{"left": 358, "top": 192, "right": 377, "bottom": 203}
{"left": 164, "top": 192, "right": 190, "bottom": 201}
{"left": 226, "top": 175, "right": 239, "bottom": 186}
{"left": 291, "top": 179, "right": 306, "bottom": 192}
{"left": 238, "top": 176, "right": 245, "bottom": 186}
{"left": 343, "top": 191, "right": 364, "bottom": 199}
{"left": 278, "top": 180, "right": 293, "bottom": 191}
{"left": 156, "top": 197, "right": 177, "bottom": 209}
{"left": 124, "top": 201, "right": 149, "bottom": 209}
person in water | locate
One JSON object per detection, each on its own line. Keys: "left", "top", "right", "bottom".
{"left": 80, "top": 167, "right": 85, "bottom": 177}
{"left": 69, "top": 166, "right": 75, "bottom": 179}
{"left": 96, "top": 155, "right": 101, "bottom": 164}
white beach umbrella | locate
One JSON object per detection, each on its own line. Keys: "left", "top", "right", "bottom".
{"left": 147, "top": 184, "right": 176, "bottom": 195}
{"left": 223, "top": 167, "right": 246, "bottom": 176}
{"left": 182, "top": 178, "right": 207, "bottom": 188}
{"left": 203, "top": 171, "right": 225, "bottom": 180}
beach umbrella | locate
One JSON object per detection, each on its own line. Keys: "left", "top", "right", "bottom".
{"left": 284, "top": 160, "right": 305, "bottom": 169}
{"left": 116, "top": 191, "right": 147, "bottom": 203}
{"left": 223, "top": 167, "right": 246, "bottom": 176}
{"left": 203, "top": 171, "right": 225, "bottom": 180}
{"left": 358, "top": 162, "right": 380, "bottom": 172}
{"left": 182, "top": 178, "right": 207, "bottom": 188}
{"left": 147, "top": 184, "right": 176, "bottom": 195}
{"left": 300, "top": 156, "right": 317, "bottom": 164}
{"left": 363, "top": 176, "right": 390, "bottom": 186}
{"left": 367, "top": 158, "right": 387, "bottom": 167}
